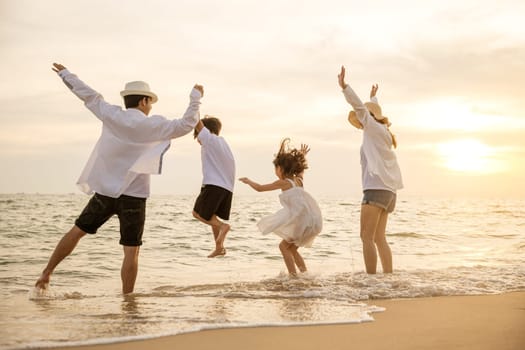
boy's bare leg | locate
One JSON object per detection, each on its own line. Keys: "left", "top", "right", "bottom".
{"left": 215, "top": 222, "right": 230, "bottom": 249}
{"left": 207, "top": 220, "right": 230, "bottom": 258}
{"left": 211, "top": 225, "right": 220, "bottom": 241}
{"left": 35, "top": 225, "right": 86, "bottom": 290}
{"left": 192, "top": 211, "right": 230, "bottom": 257}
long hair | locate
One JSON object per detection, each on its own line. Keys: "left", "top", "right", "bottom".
{"left": 272, "top": 138, "right": 309, "bottom": 178}
{"left": 375, "top": 117, "right": 398, "bottom": 149}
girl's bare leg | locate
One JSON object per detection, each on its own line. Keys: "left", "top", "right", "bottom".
{"left": 374, "top": 210, "right": 392, "bottom": 273}
{"left": 279, "top": 240, "right": 297, "bottom": 275}
{"left": 290, "top": 244, "right": 307, "bottom": 272}
{"left": 360, "top": 204, "right": 383, "bottom": 274}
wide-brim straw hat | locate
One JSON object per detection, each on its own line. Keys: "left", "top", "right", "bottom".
{"left": 120, "top": 81, "right": 158, "bottom": 103}
{"left": 348, "top": 101, "right": 385, "bottom": 129}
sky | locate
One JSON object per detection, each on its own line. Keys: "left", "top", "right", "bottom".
{"left": 1, "top": 0, "right": 524, "bottom": 198}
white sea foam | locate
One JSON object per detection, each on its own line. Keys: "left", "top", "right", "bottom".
{"left": 23, "top": 308, "right": 385, "bottom": 350}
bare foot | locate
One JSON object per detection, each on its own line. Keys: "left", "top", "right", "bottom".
{"left": 35, "top": 273, "right": 50, "bottom": 290}
{"left": 207, "top": 247, "right": 226, "bottom": 258}
{"left": 215, "top": 223, "right": 230, "bottom": 247}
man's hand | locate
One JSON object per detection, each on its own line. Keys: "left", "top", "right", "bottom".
{"left": 52, "top": 63, "right": 66, "bottom": 73}
{"left": 193, "top": 84, "right": 204, "bottom": 97}
{"left": 370, "top": 84, "right": 378, "bottom": 98}
{"left": 338, "top": 66, "right": 347, "bottom": 89}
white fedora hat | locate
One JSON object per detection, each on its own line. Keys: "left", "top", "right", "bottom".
{"left": 120, "top": 81, "right": 158, "bottom": 103}
{"left": 348, "top": 101, "right": 385, "bottom": 129}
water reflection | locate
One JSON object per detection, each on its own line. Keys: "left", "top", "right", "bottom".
{"left": 206, "top": 298, "right": 232, "bottom": 323}
{"left": 121, "top": 294, "right": 140, "bottom": 316}
{"left": 279, "top": 298, "right": 317, "bottom": 322}
{"left": 111, "top": 294, "right": 145, "bottom": 336}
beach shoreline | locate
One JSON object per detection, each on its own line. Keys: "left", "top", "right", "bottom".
{"left": 49, "top": 292, "right": 525, "bottom": 350}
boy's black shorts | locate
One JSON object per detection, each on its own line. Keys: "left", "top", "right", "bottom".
{"left": 75, "top": 193, "right": 146, "bottom": 246}
{"left": 193, "top": 184, "right": 232, "bottom": 221}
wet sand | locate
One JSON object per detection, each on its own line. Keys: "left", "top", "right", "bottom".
{"left": 54, "top": 292, "right": 525, "bottom": 350}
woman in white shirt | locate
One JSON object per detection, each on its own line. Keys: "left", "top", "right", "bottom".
{"left": 338, "top": 66, "right": 403, "bottom": 274}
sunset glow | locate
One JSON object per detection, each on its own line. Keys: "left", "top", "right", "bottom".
{"left": 1, "top": 0, "right": 524, "bottom": 198}
{"left": 437, "top": 139, "right": 507, "bottom": 174}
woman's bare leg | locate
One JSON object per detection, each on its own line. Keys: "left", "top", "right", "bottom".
{"left": 374, "top": 210, "right": 392, "bottom": 273}
{"left": 360, "top": 204, "right": 383, "bottom": 274}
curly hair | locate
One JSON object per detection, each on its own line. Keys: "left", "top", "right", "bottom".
{"left": 272, "top": 138, "right": 308, "bottom": 178}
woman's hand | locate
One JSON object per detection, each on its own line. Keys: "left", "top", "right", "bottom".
{"left": 370, "top": 84, "right": 378, "bottom": 98}
{"left": 338, "top": 65, "right": 347, "bottom": 89}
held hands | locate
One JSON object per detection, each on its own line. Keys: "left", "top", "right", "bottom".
{"left": 52, "top": 62, "right": 66, "bottom": 73}
{"left": 193, "top": 84, "right": 204, "bottom": 97}
{"left": 338, "top": 65, "right": 347, "bottom": 89}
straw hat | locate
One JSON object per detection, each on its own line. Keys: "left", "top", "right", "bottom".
{"left": 120, "top": 81, "right": 158, "bottom": 103}
{"left": 348, "top": 102, "right": 385, "bottom": 129}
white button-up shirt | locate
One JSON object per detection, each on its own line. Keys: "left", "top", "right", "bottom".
{"left": 58, "top": 69, "right": 201, "bottom": 198}
{"left": 197, "top": 127, "right": 236, "bottom": 192}
{"left": 342, "top": 85, "right": 403, "bottom": 192}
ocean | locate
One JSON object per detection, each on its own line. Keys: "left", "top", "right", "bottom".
{"left": 0, "top": 193, "right": 524, "bottom": 349}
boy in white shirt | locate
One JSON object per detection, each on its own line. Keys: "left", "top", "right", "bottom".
{"left": 192, "top": 116, "right": 236, "bottom": 258}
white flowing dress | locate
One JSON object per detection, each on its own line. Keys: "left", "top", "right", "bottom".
{"left": 257, "top": 179, "right": 322, "bottom": 247}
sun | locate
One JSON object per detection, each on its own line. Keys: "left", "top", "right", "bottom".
{"left": 437, "top": 139, "right": 506, "bottom": 174}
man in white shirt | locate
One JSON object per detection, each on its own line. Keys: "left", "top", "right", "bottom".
{"left": 35, "top": 63, "right": 203, "bottom": 294}
{"left": 192, "top": 116, "right": 236, "bottom": 258}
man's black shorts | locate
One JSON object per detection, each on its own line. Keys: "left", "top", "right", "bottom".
{"left": 193, "top": 184, "right": 233, "bottom": 221}
{"left": 75, "top": 193, "right": 146, "bottom": 246}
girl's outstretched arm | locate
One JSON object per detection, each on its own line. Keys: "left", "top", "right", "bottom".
{"left": 239, "top": 178, "right": 291, "bottom": 192}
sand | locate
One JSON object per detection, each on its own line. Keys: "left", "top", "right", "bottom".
{"left": 53, "top": 292, "right": 525, "bottom": 350}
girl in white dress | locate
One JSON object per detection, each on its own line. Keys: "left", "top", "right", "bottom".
{"left": 239, "top": 138, "right": 322, "bottom": 276}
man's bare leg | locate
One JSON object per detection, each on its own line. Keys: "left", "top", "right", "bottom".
{"left": 35, "top": 225, "right": 86, "bottom": 290}
{"left": 121, "top": 245, "right": 140, "bottom": 294}
{"left": 374, "top": 210, "right": 392, "bottom": 273}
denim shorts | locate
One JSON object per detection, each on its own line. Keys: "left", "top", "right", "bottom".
{"left": 75, "top": 193, "right": 146, "bottom": 246}
{"left": 362, "top": 189, "right": 397, "bottom": 213}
